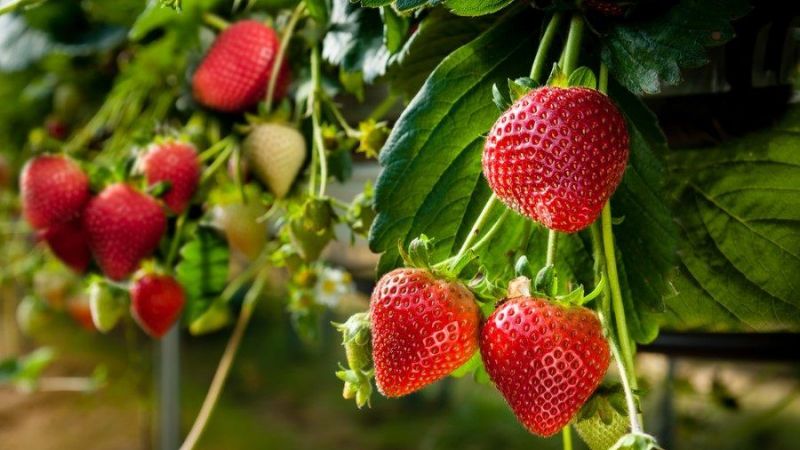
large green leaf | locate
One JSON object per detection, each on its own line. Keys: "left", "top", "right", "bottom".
{"left": 664, "top": 109, "right": 800, "bottom": 331}
{"left": 369, "top": 10, "right": 538, "bottom": 274}
{"left": 387, "top": 9, "right": 491, "bottom": 99}
{"left": 602, "top": 0, "right": 750, "bottom": 94}
{"left": 607, "top": 81, "right": 678, "bottom": 342}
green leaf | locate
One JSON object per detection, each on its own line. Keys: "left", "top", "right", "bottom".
{"left": 602, "top": 0, "right": 750, "bottom": 94}
{"left": 380, "top": 5, "right": 408, "bottom": 54}
{"left": 369, "top": 10, "right": 538, "bottom": 274}
{"left": 387, "top": 9, "right": 492, "bottom": 98}
{"left": 567, "top": 66, "right": 597, "bottom": 89}
{"left": 444, "top": 0, "right": 515, "bottom": 17}
{"left": 322, "top": 0, "right": 389, "bottom": 82}
{"left": 175, "top": 227, "right": 230, "bottom": 323}
{"left": 664, "top": 110, "right": 800, "bottom": 331}
{"left": 305, "top": 0, "right": 330, "bottom": 26}
{"left": 0, "top": 348, "right": 54, "bottom": 389}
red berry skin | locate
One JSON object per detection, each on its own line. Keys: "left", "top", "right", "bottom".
{"left": 141, "top": 141, "right": 200, "bottom": 214}
{"left": 192, "top": 20, "right": 290, "bottom": 113}
{"left": 130, "top": 274, "right": 185, "bottom": 338}
{"left": 20, "top": 155, "right": 90, "bottom": 230}
{"left": 83, "top": 184, "right": 167, "bottom": 281}
{"left": 480, "top": 297, "right": 611, "bottom": 437}
{"left": 482, "top": 87, "right": 629, "bottom": 233}
{"left": 38, "top": 218, "right": 91, "bottom": 273}
{"left": 370, "top": 268, "right": 480, "bottom": 397}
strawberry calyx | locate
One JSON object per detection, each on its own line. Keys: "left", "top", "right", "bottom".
{"left": 333, "top": 311, "right": 374, "bottom": 408}
{"left": 609, "top": 432, "right": 663, "bottom": 450}
{"left": 577, "top": 383, "right": 632, "bottom": 423}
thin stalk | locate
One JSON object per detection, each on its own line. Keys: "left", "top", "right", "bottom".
{"left": 470, "top": 208, "right": 510, "bottom": 253}
{"left": 265, "top": 2, "right": 306, "bottom": 112}
{"left": 202, "top": 12, "right": 229, "bottom": 31}
{"left": 324, "top": 96, "right": 359, "bottom": 137}
{"left": 591, "top": 222, "right": 642, "bottom": 433}
{"left": 530, "top": 13, "right": 563, "bottom": 82}
{"left": 165, "top": 212, "right": 187, "bottom": 268}
{"left": 450, "top": 194, "right": 498, "bottom": 266}
{"left": 599, "top": 62, "right": 609, "bottom": 93}
{"left": 310, "top": 46, "right": 328, "bottom": 197}
{"left": 562, "top": 14, "right": 585, "bottom": 76}
{"left": 562, "top": 425, "right": 573, "bottom": 450}
{"left": 601, "top": 203, "right": 637, "bottom": 387}
{"left": 368, "top": 94, "right": 400, "bottom": 121}
{"left": 199, "top": 138, "right": 231, "bottom": 163}
{"left": 546, "top": 229, "right": 559, "bottom": 267}
{"left": 200, "top": 143, "right": 235, "bottom": 184}
{"left": 179, "top": 268, "right": 269, "bottom": 450}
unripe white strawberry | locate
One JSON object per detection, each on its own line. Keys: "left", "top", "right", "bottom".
{"left": 244, "top": 123, "right": 306, "bottom": 198}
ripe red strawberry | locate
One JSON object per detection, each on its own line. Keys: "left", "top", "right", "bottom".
{"left": 20, "top": 155, "right": 90, "bottom": 229}
{"left": 370, "top": 268, "right": 480, "bottom": 397}
{"left": 192, "top": 20, "right": 290, "bottom": 113}
{"left": 83, "top": 183, "right": 167, "bottom": 280}
{"left": 141, "top": 141, "right": 200, "bottom": 214}
{"left": 480, "top": 296, "right": 610, "bottom": 437}
{"left": 482, "top": 87, "right": 628, "bottom": 233}
{"left": 38, "top": 218, "right": 91, "bottom": 273}
{"left": 130, "top": 273, "right": 185, "bottom": 338}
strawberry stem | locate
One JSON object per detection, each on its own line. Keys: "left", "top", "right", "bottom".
{"left": 0, "top": 0, "right": 43, "bottom": 16}
{"left": 562, "top": 425, "right": 573, "bottom": 450}
{"left": 265, "top": 2, "right": 306, "bottom": 113}
{"left": 562, "top": 14, "right": 584, "bottom": 76}
{"left": 179, "top": 267, "right": 270, "bottom": 450}
{"left": 310, "top": 46, "right": 328, "bottom": 197}
{"left": 202, "top": 13, "right": 229, "bottom": 32}
{"left": 165, "top": 212, "right": 187, "bottom": 268}
{"left": 368, "top": 94, "right": 400, "bottom": 122}
{"left": 530, "top": 13, "right": 563, "bottom": 82}
{"left": 601, "top": 203, "right": 637, "bottom": 387}
{"left": 447, "top": 194, "right": 498, "bottom": 271}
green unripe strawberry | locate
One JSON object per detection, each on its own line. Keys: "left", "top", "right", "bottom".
{"left": 574, "top": 385, "right": 631, "bottom": 450}
{"left": 288, "top": 197, "right": 336, "bottom": 261}
{"left": 88, "top": 280, "right": 125, "bottom": 333}
{"left": 333, "top": 312, "right": 371, "bottom": 371}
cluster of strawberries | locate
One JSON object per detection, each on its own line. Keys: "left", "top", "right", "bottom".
{"left": 367, "top": 86, "right": 629, "bottom": 437}
{"left": 20, "top": 142, "right": 198, "bottom": 338}
{"left": 18, "top": 18, "right": 300, "bottom": 339}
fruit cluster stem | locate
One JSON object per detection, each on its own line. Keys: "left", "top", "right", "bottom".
{"left": 530, "top": 13, "right": 563, "bottom": 82}
{"left": 179, "top": 268, "right": 270, "bottom": 450}
{"left": 448, "top": 193, "right": 498, "bottom": 269}
{"left": 202, "top": 13, "right": 229, "bottom": 31}
{"left": 545, "top": 229, "right": 558, "bottom": 267}
{"left": 0, "top": 0, "right": 42, "bottom": 16}
{"left": 562, "top": 425, "right": 573, "bottom": 450}
{"left": 601, "top": 203, "right": 637, "bottom": 386}
{"left": 562, "top": 14, "right": 584, "bottom": 76}
{"left": 265, "top": 1, "right": 306, "bottom": 113}
{"left": 310, "top": 45, "right": 328, "bottom": 197}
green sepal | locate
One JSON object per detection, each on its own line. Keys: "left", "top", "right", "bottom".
{"left": 507, "top": 77, "right": 537, "bottom": 100}
{"left": 491, "top": 83, "right": 511, "bottom": 111}
{"left": 609, "top": 433, "right": 663, "bottom": 450}
{"left": 567, "top": 67, "right": 597, "bottom": 89}
{"left": 533, "top": 264, "right": 556, "bottom": 296}
{"left": 546, "top": 62, "right": 568, "bottom": 87}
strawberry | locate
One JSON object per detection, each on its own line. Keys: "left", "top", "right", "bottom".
{"left": 480, "top": 296, "right": 610, "bottom": 436}
{"left": 38, "top": 218, "right": 91, "bottom": 273}
{"left": 83, "top": 183, "right": 167, "bottom": 280}
{"left": 130, "top": 273, "right": 185, "bottom": 338}
{"left": 574, "top": 389, "right": 630, "bottom": 450}
{"left": 141, "top": 140, "right": 200, "bottom": 214}
{"left": 482, "top": 87, "right": 628, "bottom": 233}
{"left": 370, "top": 268, "right": 480, "bottom": 397}
{"left": 244, "top": 123, "right": 306, "bottom": 198}
{"left": 192, "top": 20, "right": 290, "bottom": 113}
{"left": 211, "top": 203, "right": 266, "bottom": 260}
{"left": 20, "top": 155, "right": 90, "bottom": 230}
